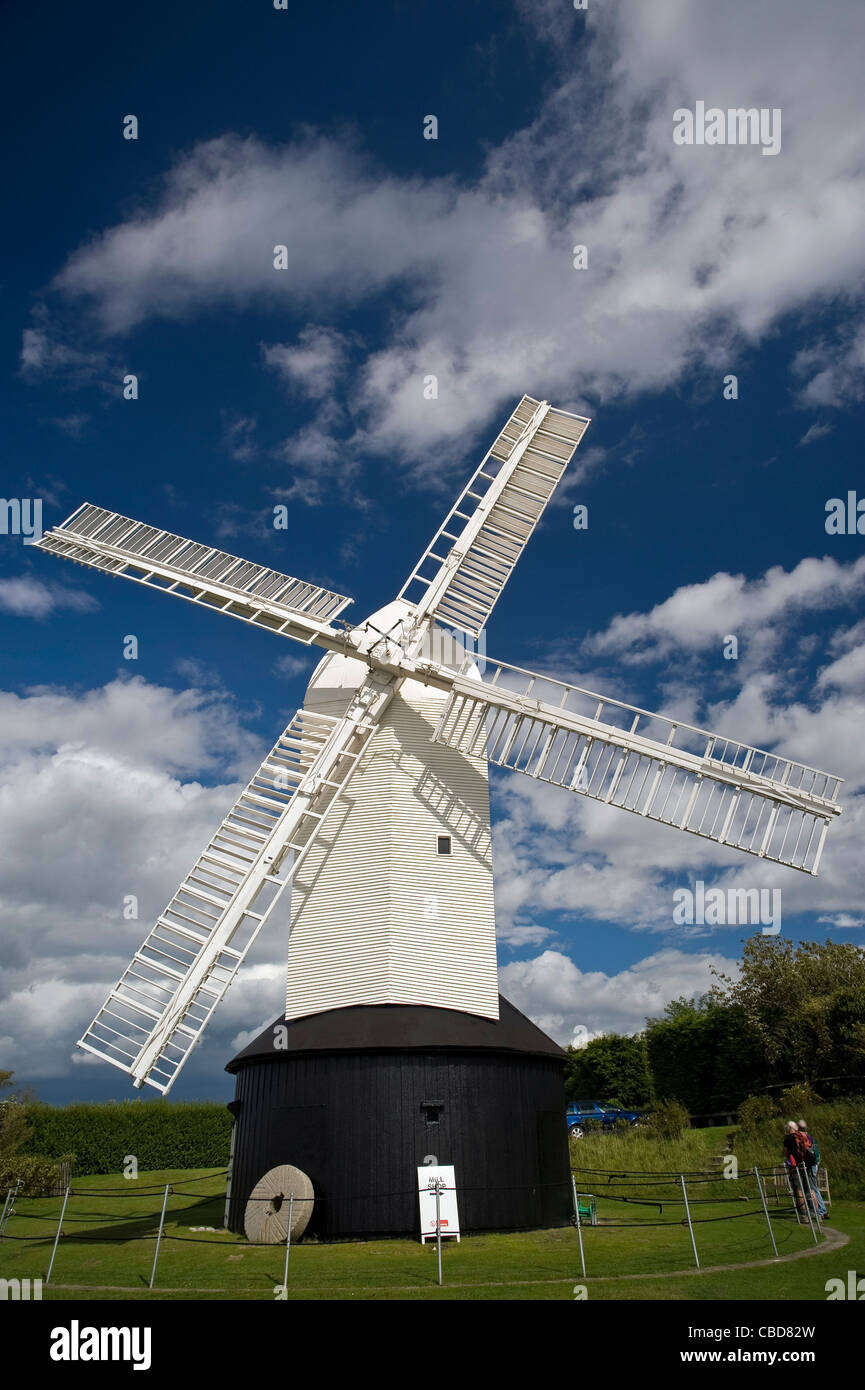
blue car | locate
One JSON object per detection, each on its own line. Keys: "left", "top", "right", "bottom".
{"left": 567, "top": 1099, "right": 645, "bottom": 1138}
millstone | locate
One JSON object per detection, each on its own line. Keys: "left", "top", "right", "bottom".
{"left": 243, "top": 1164, "right": 314, "bottom": 1244}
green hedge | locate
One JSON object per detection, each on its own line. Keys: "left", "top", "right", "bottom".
{"left": 21, "top": 1101, "right": 232, "bottom": 1176}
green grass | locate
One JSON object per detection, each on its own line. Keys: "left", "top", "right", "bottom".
{"left": 1, "top": 1166, "right": 860, "bottom": 1301}
{"left": 572, "top": 1099, "right": 865, "bottom": 1199}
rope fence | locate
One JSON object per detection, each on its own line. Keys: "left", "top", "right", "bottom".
{"left": 0, "top": 1160, "right": 828, "bottom": 1289}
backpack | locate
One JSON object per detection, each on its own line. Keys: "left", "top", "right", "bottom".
{"left": 801, "top": 1131, "right": 820, "bottom": 1166}
{"left": 788, "top": 1130, "right": 808, "bottom": 1166}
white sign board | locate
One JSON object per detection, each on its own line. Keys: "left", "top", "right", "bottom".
{"left": 417, "top": 1165, "right": 461, "bottom": 1243}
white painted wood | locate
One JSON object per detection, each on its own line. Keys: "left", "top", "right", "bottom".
{"left": 400, "top": 396, "right": 591, "bottom": 637}
{"left": 431, "top": 663, "right": 842, "bottom": 875}
{"left": 285, "top": 629, "right": 499, "bottom": 1022}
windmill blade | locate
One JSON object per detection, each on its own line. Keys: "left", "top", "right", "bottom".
{"left": 78, "top": 692, "right": 389, "bottom": 1093}
{"left": 36, "top": 502, "right": 352, "bottom": 646}
{"left": 400, "top": 395, "right": 590, "bottom": 639}
{"left": 430, "top": 658, "right": 843, "bottom": 876}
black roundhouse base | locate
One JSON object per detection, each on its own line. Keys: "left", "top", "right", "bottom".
{"left": 225, "top": 996, "right": 571, "bottom": 1239}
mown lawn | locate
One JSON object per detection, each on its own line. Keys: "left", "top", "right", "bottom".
{"left": 1, "top": 1167, "right": 860, "bottom": 1301}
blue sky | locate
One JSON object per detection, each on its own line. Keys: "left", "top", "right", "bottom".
{"left": 2, "top": 0, "right": 864, "bottom": 1102}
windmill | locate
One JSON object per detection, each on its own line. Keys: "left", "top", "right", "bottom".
{"left": 36, "top": 395, "right": 843, "bottom": 1237}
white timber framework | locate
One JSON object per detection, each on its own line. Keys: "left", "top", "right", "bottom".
{"left": 34, "top": 394, "right": 844, "bottom": 1093}
{"left": 431, "top": 660, "right": 842, "bottom": 875}
{"left": 400, "top": 395, "right": 590, "bottom": 637}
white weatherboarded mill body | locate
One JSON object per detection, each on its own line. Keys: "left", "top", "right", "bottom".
{"left": 287, "top": 604, "right": 499, "bottom": 1022}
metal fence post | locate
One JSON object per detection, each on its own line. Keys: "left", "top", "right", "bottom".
{"left": 795, "top": 1168, "right": 818, "bottom": 1245}
{"left": 802, "top": 1166, "right": 822, "bottom": 1232}
{"left": 45, "top": 1185, "right": 70, "bottom": 1285}
{"left": 281, "top": 1194, "right": 295, "bottom": 1292}
{"left": 680, "top": 1174, "right": 699, "bottom": 1269}
{"left": 570, "top": 1174, "right": 586, "bottom": 1278}
{"left": 435, "top": 1181, "right": 443, "bottom": 1287}
{"left": 785, "top": 1163, "right": 799, "bottom": 1218}
{"left": 149, "top": 1183, "right": 171, "bottom": 1289}
{"left": 753, "top": 1166, "right": 778, "bottom": 1257}
{"left": 223, "top": 1122, "right": 236, "bottom": 1231}
{"left": 0, "top": 1185, "right": 17, "bottom": 1240}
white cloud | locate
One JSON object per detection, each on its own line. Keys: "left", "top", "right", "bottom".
{"left": 583, "top": 557, "right": 865, "bottom": 665}
{"left": 28, "top": 0, "right": 865, "bottom": 479}
{"left": 793, "top": 324, "right": 865, "bottom": 409}
{"left": 499, "top": 947, "right": 738, "bottom": 1044}
{"left": 798, "top": 422, "right": 833, "bottom": 447}
{"left": 19, "top": 324, "right": 109, "bottom": 387}
{"left": 273, "top": 652, "right": 315, "bottom": 680}
{"left": 491, "top": 552, "right": 865, "bottom": 939}
{"left": 221, "top": 413, "right": 257, "bottom": 462}
{"left": 0, "top": 578, "right": 98, "bottom": 619}
{"left": 263, "top": 326, "right": 352, "bottom": 399}
{"left": 48, "top": 414, "right": 90, "bottom": 438}
{"left": 0, "top": 678, "right": 284, "bottom": 1087}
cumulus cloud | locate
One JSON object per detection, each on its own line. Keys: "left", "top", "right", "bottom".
{"left": 499, "top": 948, "right": 738, "bottom": 1044}
{"left": 583, "top": 557, "right": 865, "bottom": 666}
{"left": 23, "top": 0, "right": 865, "bottom": 481}
{"left": 491, "top": 552, "right": 864, "bottom": 946}
{"left": 263, "top": 326, "right": 353, "bottom": 399}
{"left": 0, "top": 578, "right": 98, "bottom": 619}
{"left": 793, "top": 324, "right": 865, "bottom": 409}
{"left": 0, "top": 678, "right": 284, "bottom": 1089}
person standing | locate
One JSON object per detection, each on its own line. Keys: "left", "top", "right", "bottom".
{"left": 783, "top": 1120, "right": 808, "bottom": 1218}
{"left": 797, "top": 1119, "right": 828, "bottom": 1218}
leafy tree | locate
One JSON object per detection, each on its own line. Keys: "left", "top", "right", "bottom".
{"left": 711, "top": 937, "right": 865, "bottom": 1089}
{"left": 738, "top": 1094, "right": 778, "bottom": 1133}
{"left": 826, "top": 985, "right": 865, "bottom": 1092}
{"left": 644, "top": 995, "right": 762, "bottom": 1113}
{"left": 564, "top": 1032, "right": 653, "bottom": 1107}
{"left": 778, "top": 1081, "right": 821, "bottom": 1116}
{"left": 0, "top": 1071, "right": 32, "bottom": 1161}
{"left": 644, "top": 1098, "right": 690, "bottom": 1138}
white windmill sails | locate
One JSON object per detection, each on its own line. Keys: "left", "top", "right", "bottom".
{"left": 36, "top": 395, "right": 843, "bottom": 1093}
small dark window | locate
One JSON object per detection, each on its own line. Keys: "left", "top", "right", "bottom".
{"left": 436, "top": 834, "right": 452, "bottom": 856}
{"left": 421, "top": 1101, "right": 445, "bottom": 1126}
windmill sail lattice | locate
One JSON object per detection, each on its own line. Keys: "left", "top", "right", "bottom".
{"left": 400, "top": 396, "right": 590, "bottom": 637}
{"left": 37, "top": 503, "right": 352, "bottom": 644}
{"left": 78, "top": 700, "right": 383, "bottom": 1092}
{"left": 35, "top": 394, "right": 843, "bottom": 1093}
{"left": 431, "top": 660, "right": 842, "bottom": 875}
